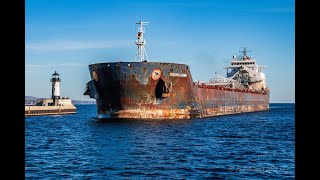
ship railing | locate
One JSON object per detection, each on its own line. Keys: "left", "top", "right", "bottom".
{"left": 193, "top": 82, "right": 268, "bottom": 95}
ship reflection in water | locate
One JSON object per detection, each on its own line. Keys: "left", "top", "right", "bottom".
{"left": 84, "top": 20, "right": 269, "bottom": 119}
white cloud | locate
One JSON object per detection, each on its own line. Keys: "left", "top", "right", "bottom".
{"left": 251, "top": 7, "right": 295, "bottom": 13}
{"left": 26, "top": 40, "right": 132, "bottom": 52}
{"left": 25, "top": 64, "right": 52, "bottom": 68}
{"left": 25, "top": 63, "right": 87, "bottom": 69}
{"left": 57, "top": 63, "right": 87, "bottom": 67}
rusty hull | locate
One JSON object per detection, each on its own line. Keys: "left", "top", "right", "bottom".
{"left": 85, "top": 62, "right": 269, "bottom": 119}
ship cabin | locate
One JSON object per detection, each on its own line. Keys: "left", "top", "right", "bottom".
{"left": 225, "top": 50, "right": 265, "bottom": 82}
{"left": 230, "top": 56, "right": 256, "bottom": 68}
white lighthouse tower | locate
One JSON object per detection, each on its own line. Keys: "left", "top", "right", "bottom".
{"left": 51, "top": 71, "right": 61, "bottom": 100}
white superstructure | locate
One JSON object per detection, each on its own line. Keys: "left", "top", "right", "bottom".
{"left": 209, "top": 48, "right": 267, "bottom": 91}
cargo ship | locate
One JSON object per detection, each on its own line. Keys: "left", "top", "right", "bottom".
{"left": 84, "top": 20, "right": 269, "bottom": 119}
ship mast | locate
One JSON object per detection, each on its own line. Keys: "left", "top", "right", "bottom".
{"left": 135, "top": 20, "right": 149, "bottom": 62}
{"left": 239, "top": 47, "right": 251, "bottom": 60}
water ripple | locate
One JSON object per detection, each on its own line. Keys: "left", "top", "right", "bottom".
{"left": 26, "top": 103, "right": 295, "bottom": 179}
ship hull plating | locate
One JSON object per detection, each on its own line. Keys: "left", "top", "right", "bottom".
{"left": 85, "top": 62, "right": 269, "bottom": 119}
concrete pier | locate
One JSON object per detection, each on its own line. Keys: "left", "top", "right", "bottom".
{"left": 25, "top": 98, "right": 76, "bottom": 116}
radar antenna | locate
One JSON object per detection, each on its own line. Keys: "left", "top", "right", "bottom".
{"left": 239, "top": 47, "right": 251, "bottom": 56}
{"left": 135, "top": 20, "right": 149, "bottom": 62}
{"left": 239, "top": 47, "right": 251, "bottom": 60}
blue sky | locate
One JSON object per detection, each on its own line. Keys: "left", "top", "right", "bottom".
{"left": 26, "top": 0, "right": 295, "bottom": 102}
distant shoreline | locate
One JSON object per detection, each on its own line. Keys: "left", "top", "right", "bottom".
{"left": 25, "top": 96, "right": 95, "bottom": 105}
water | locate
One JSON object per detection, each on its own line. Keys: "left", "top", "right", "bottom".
{"left": 25, "top": 103, "right": 295, "bottom": 179}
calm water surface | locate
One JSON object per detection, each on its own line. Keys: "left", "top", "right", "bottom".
{"left": 25, "top": 103, "right": 295, "bottom": 179}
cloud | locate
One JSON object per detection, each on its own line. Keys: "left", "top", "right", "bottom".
{"left": 26, "top": 40, "right": 132, "bottom": 52}
{"left": 251, "top": 7, "right": 295, "bottom": 13}
{"left": 25, "top": 63, "right": 87, "bottom": 69}
{"left": 130, "top": 1, "right": 217, "bottom": 8}
{"left": 25, "top": 64, "right": 52, "bottom": 68}
{"left": 57, "top": 63, "right": 87, "bottom": 67}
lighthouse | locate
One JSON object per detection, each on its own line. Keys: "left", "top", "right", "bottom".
{"left": 25, "top": 71, "right": 77, "bottom": 116}
{"left": 51, "top": 71, "right": 61, "bottom": 100}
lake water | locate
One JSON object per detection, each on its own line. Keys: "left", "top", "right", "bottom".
{"left": 25, "top": 103, "right": 295, "bottom": 179}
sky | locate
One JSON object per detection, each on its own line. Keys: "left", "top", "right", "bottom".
{"left": 25, "top": 0, "right": 295, "bottom": 103}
